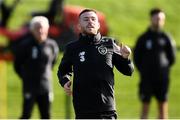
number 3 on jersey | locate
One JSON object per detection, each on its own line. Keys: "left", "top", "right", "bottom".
{"left": 79, "top": 51, "right": 85, "bottom": 62}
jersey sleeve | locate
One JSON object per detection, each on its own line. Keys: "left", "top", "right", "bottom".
{"left": 51, "top": 40, "right": 59, "bottom": 68}
{"left": 112, "top": 40, "right": 134, "bottom": 76}
{"left": 13, "top": 41, "right": 28, "bottom": 79}
{"left": 57, "top": 44, "right": 73, "bottom": 87}
{"left": 133, "top": 36, "right": 144, "bottom": 71}
{"left": 165, "top": 35, "right": 176, "bottom": 66}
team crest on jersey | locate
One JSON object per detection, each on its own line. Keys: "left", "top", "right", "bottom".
{"left": 159, "top": 38, "right": 166, "bottom": 46}
{"left": 44, "top": 47, "right": 52, "bottom": 56}
{"left": 98, "top": 46, "right": 107, "bottom": 55}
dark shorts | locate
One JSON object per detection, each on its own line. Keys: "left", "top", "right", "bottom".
{"left": 75, "top": 111, "right": 117, "bottom": 119}
{"left": 139, "top": 77, "right": 169, "bottom": 102}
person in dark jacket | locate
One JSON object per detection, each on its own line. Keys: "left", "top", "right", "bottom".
{"left": 133, "top": 8, "right": 176, "bottom": 119}
{"left": 14, "top": 16, "right": 59, "bottom": 119}
{"left": 57, "top": 9, "right": 134, "bottom": 119}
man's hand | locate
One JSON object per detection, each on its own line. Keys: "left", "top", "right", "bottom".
{"left": 114, "top": 42, "right": 131, "bottom": 59}
{"left": 63, "top": 81, "right": 72, "bottom": 96}
{"left": 120, "top": 44, "right": 131, "bottom": 59}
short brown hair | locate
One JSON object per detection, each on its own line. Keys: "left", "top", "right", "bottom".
{"left": 150, "top": 8, "right": 164, "bottom": 17}
{"left": 79, "top": 9, "right": 97, "bottom": 18}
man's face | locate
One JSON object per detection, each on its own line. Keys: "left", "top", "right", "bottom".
{"left": 31, "top": 22, "right": 49, "bottom": 43}
{"left": 151, "top": 12, "right": 166, "bottom": 30}
{"left": 79, "top": 11, "right": 100, "bottom": 35}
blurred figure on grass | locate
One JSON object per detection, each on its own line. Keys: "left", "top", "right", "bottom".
{"left": 134, "top": 8, "right": 176, "bottom": 119}
{"left": 14, "top": 16, "right": 59, "bottom": 119}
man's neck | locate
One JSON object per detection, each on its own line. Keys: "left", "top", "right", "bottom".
{"left": 150, "top": 26, "right": 162, "bottom": 32}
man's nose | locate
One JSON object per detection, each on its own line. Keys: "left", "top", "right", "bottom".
{"left": 88, "top": 18, "right": 94, "bottom": 23}
{"left": 38, "top": 28, "right": 43, "bottom": 33}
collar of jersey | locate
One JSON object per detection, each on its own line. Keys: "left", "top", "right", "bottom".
{"left": 148, "top": 27, "right": 163, "bottom": 35}
{"left": 79, "top": 32, "right": 102, "bottom": 45}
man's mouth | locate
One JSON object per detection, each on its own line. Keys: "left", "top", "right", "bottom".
{"left": 87, "top": 25, "right": 94, "bottom": 28}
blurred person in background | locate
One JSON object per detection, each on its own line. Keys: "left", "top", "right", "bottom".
{"left": 57, "top": 9, "right": 134, "bottom": 119}
{"left": 0, "top": 0, "right": 20, "bottom": 27}
{"left": 31, "top": 0, "right": 64, "bottom": 25}
{"left": 14, "top": 16, "right": 59, "bottom": 119}
{"left": 133, "top": 8, "right": 176, "bottom": 119}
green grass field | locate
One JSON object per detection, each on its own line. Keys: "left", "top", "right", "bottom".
{"left": 0, "top": 0, "right": 180, "bottom": 119}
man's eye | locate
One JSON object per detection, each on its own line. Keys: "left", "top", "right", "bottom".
{"left": 92, "top": 18, "right": 97, "bottom": 22}
{"left": 83, "top": 19, "right": 89, "bottom": 21}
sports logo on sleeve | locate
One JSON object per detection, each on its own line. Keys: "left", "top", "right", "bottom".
{"left": 98, "top": 45, "right": 107, "bottom": 55}
{"left": 79, "top": 51, "right": 85, "bottom": 62}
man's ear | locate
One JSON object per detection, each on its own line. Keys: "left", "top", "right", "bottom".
{"left": 77, "top": 23, "right": 81, "bottom": 32}
{"left": 98, "top": 22, "right": 100, "bottom": 30}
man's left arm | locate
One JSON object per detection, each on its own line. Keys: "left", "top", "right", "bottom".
{"left": 165, "top": 35, "right": 176, "bottom": 66}
{"left": 112, "top": 41, "right": 134, "bottom": 76}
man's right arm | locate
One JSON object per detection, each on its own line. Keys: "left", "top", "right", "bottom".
{"left": 133, "top": 36, "right": 144, "bottom": 71}
{"left": 13, "top": 43, "right": 27, "bottom": 79}
{"left": 57, "top": 45, "right": 73, "bottom": 87}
